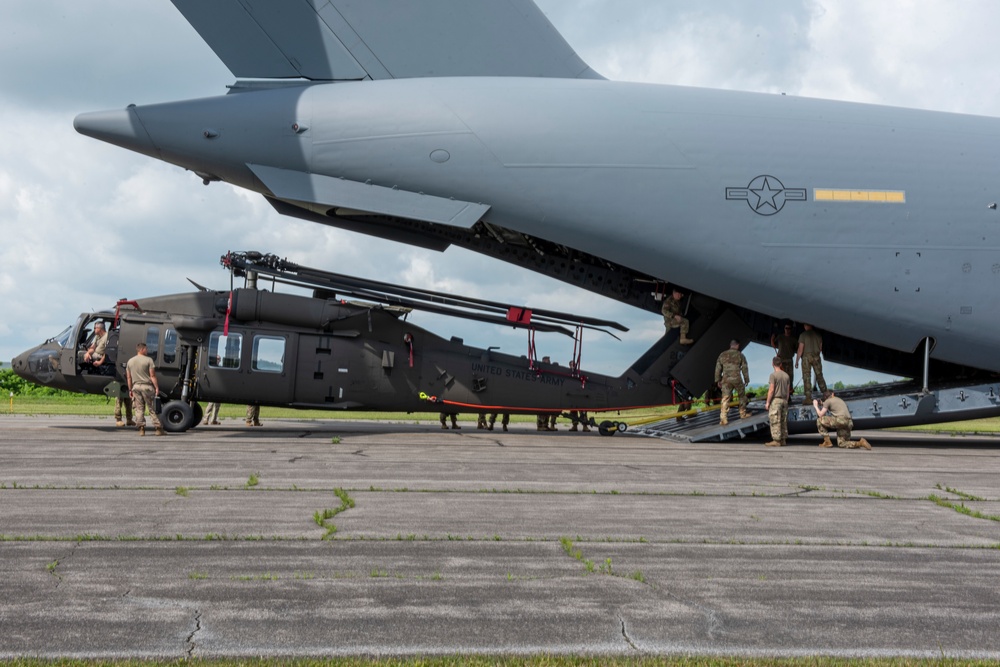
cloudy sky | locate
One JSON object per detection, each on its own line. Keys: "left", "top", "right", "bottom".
{"left": 2, "top": 0, "right": 998, "bottom": 386}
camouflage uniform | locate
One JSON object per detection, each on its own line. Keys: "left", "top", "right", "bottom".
{"left": 126, "top": 352, "right": 161, "bottom": 432}
{"left": 246, "top": 404, "right": 262, "bottom": 426}
{"left": 440, "top": 412, "right": 459, "bottom": 429}
{"left": 203, "top": 402, "right": 221, "bottom": 425}
{"left": 477, "top": 412, "right": 488, "bottom": 429}
{"left": 568, "top": 410, "right": 591, "bottom": 432}
{"left": 798, "top": 329, "right": 827, "bottom": 400}
{"left": 714, "top": 348, "right": 749, "bottom": 425}
{"left": 114, "top": 395, "right": 133, "bottom": 426}
{"left": 660, "top": 296, "right": 691, "bottom": 340}
{"left": 817, "top": 395, "right": 853, "bottom": 447}
{"left": 772, "top": 332, "right": 796, "bottom": 392}
{"left": 488, "top": 412, "right": 509, "bottom": 432}
{"left": 766, "top": 368, "right": 790, "bottom": 445}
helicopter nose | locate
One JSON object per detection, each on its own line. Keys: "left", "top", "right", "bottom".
{"left": 74, "top": 106, "right": 159, "bottom": 159}
{"left": 11, "top": 351, "right": 29, "bottom": 377}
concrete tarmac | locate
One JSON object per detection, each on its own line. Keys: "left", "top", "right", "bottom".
{"left": 1, "top": 415, "right": 998, "bottom": 658}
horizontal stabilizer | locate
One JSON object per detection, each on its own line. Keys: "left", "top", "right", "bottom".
{"left": 170, "top": 0, "right": 602, "bottom": 81}
{"left": 249, "top": 164, "right": 490, "bottom": 228}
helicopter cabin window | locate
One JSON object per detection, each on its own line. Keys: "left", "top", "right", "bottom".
{"left": 145, "top": 327, "right": 159, "bottom": 361}
{"left": 208, "top": 332, "right": 243, "bottom": 370}
{"left": 252, "top": 336, "right": 285, "bottom": 373}
{"left": 163, "top": 329, "right": 178, "bottom": 365}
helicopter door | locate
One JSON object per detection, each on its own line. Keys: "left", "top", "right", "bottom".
{"left": 245, "top": 332, "right": 293, "bottom": 403}
{"left": 199, "top": 329, "right": 295, "bottom": 404}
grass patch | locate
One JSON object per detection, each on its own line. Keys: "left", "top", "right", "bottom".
{"left": 928, "top": 494, "right": 1000, "bottom": 522}
{"left": 246, "top": 472, "right": 260, "bottom": 488}
{"left": 313, "top": 488, "right": 356, "bottom": 540}
{"left": 175, "top": 486, "right": 191, "bottom": 497}
{"left": 935, "top": 483, "right": 986, "bottom": 501}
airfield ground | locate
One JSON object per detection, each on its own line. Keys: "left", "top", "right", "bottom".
{"left": 0, "top": 415, "right": 998, "bottom": 659}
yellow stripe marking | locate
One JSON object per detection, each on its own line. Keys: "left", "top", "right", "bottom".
{"left": 814, "top": 189, "right": 905, "bottom": 203}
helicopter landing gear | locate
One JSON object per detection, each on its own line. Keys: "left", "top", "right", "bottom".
{"left": 159, "top": 400, "right": 196, "bottom": 433}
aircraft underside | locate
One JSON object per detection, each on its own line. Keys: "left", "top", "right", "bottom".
{"left": 283, "top": 200, "right": 981, "bottom": 388}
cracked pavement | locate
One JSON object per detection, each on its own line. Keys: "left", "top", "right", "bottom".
{"left": 1, "top": 415, "right": 998, "bottom": 658}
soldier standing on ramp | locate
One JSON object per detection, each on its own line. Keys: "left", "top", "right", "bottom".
{"left": 795, "top": 323, "right": 828, "bottom": 405}
{"left": 714, "top": 339, "right": 749, "bottom": 426}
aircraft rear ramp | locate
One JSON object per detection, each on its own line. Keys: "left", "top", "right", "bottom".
{"left": 629, "top": 380, "right": 1000, "bottom": 442}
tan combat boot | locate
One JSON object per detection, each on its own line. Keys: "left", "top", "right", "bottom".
{"left": 764, "top": 440, "right": 782, "bottom": 447}
{"left": 569, "top": 424, "right": 578, "bottom": 432}
{"left": 155, "top": 427, "right": 166, "bottom": 436}
{"left": 115, "top": 420, "right": 125, "bottom": 427}
{"left": 679, "top": 337, "right": 695, "bottom": 345}
{"left": 819, "top": 437, "right": 833, "bottom": 448}
{"left": 739, "top": 409, "right": 749, "bottom": 419}
{"left": 720, "top": 413, "right": 728, "bottom": 426}
{"left": 858, "top": 437, "right": 872, "bottom": 450}
{"left": 138, "top": 425, "right": 145, "bottom": 436}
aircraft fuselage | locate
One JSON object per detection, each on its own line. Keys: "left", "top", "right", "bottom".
{"left": 75, "top": 78, "right": 1000, "bottom": 371}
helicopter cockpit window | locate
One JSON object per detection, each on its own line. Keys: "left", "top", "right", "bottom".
{"left": 48, "top": 325, "right": 73, "bottom": 348}
{"left": 208, "top": 332, "right": 242, "bottom": 369}
{"left": 252, "top": 336, "right": 285, "bottom": 373}
{"left": 163, "top": 329, "right": 178, "bottom": 365}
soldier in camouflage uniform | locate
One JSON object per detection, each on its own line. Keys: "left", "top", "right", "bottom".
{"left": 246, "top": 403, "right": 262, "bottom": 427}
{"left": 770, "top": 323, "right": 796, "bottom": 398}
{"left": 488, "top": 412, "right": 510, "bottom": 432}
{"left": 114, "top": 394, "right": 134, "bottom": 428}
{"left": 813, "top": 390, "right": 871, "bottom": 449}
{"left": 661, "top": 288, "right": 694, "bottom": 345}
{"left": 714, "top": 340, "right": 749, "bottom": 425}
{"left": 764, "top": 355, "right": 790, "bottom": 447}
{"left": 795, "top": 323, "right": 828, "bottom": 405}
{"left": 126, "top": 342, "right": 164, "bottom": 436}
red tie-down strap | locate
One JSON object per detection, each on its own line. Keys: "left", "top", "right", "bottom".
{"left": 404, "top": 333, "right": 414, "bottom": 368}
{"left": 223, "top": 291, "right": 232, "bottom": 336}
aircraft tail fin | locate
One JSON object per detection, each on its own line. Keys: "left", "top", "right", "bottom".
{"left": 169, "top": 0, "right": 603, "bottom": 81}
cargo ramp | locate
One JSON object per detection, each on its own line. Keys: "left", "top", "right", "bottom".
{"left": 628, "top": 380, "right": 1000, "bottom": 442}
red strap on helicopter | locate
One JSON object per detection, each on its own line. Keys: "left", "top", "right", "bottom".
{"left": 223, "top": 291, "right": 232, "bottom": 336}
{"left": 113, "top": 299, "right": 141, "bottom": 329}
{"left": 404, "top": 333, "right": 414, "bottom": 368}
{"left": 527, "top": 328, "right": 537, "bottom": 371}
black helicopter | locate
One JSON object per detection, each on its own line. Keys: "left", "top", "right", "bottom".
{"left": 12, "top": 252, "right": 694, "bottom": 434}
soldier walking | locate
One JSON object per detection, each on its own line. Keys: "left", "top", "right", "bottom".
{"left": 126, "top": 342, "right": 164, "bottom": 436}
{"left": 714, "top": 339, "right": 749, "bottom": 425}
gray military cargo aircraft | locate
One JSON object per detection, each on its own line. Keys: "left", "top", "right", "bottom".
{"left": 11, "top": 252, "right": 673, "bottom": 434}
{"left": 67, "top": 1, "right": 1000, "bottom": 429}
